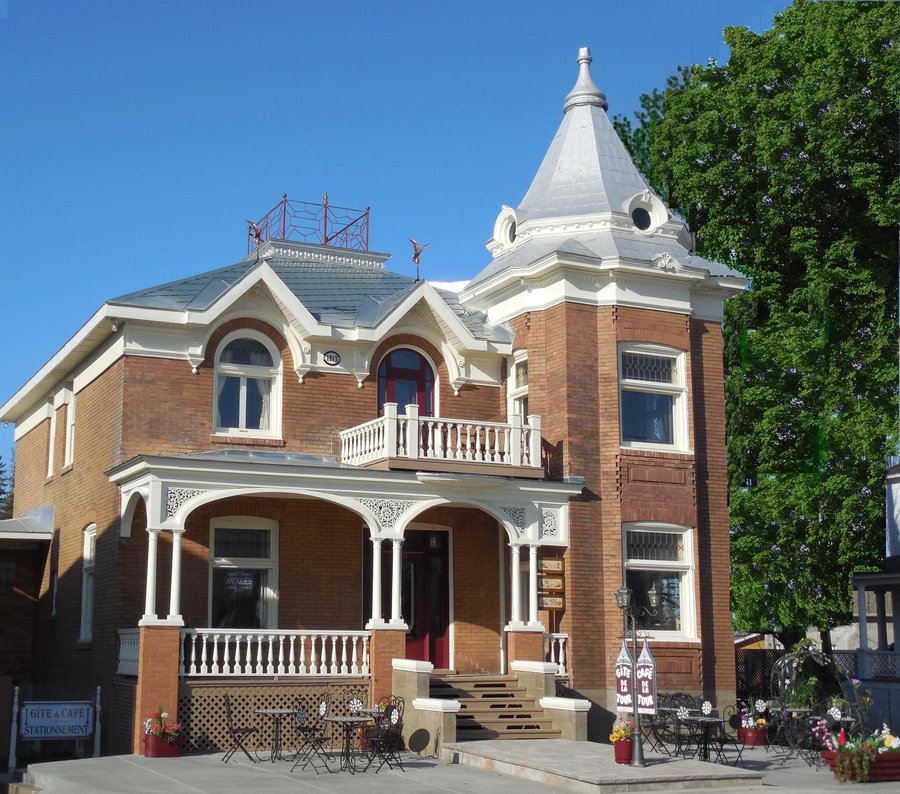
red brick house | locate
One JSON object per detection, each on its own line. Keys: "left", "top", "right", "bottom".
{"left": 0, "top": 48, "right": 746, "bottom": 754}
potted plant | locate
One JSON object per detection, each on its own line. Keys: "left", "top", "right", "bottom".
{"left": 814, "top": 720, "right": 900, "bottom": 783}
{"left": 609, "top": 717, "right": 635, "bottom": 764}
{"left": 739, "top": 699, "right": 768, "bottom": 746}
{"left": 144, "top": 705, "right": 184, "bottom": 758}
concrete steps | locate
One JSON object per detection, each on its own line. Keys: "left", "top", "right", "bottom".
{"left": 431, "top": 674, "right": 561, "bottom": 740}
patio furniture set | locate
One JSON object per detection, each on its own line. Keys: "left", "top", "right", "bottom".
{"left": 222, "top": 692, "right": 405, "bottom": 774}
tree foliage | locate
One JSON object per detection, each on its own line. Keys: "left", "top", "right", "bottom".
{"left": 616, "top": 0, "right": 899, "bottom": 639}
{"left": 0, "top": 454, "right": 12, "bottom": 520}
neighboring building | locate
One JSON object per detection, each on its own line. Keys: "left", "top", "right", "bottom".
{"left": 0, "top": 48, "right": 746, "bottom": 753}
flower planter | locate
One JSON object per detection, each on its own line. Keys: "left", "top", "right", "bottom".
{"left": 144, "top": 733, "right": 183, "bottom": 758}
{"left": 613, "top": 739, "right": 634, "bottom": 765}
{"left": 821, "top": 750, "right": 900, "bottom": 783}
{"left": 738, "top": 727, "right": 766, "bottom": 746}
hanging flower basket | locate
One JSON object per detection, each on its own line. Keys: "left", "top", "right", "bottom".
{"left": 144, "top": 733, "right": 183, "bottom": 758}
{"left": 613, "top": 739, "right": 634, "bottom": 765}
{"left": 738, "top": 726, "right": 766, "bottom": 746}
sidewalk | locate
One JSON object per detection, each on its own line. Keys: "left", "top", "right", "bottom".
{"left": 4, "top": 741, "right": 900, "bottom": 794}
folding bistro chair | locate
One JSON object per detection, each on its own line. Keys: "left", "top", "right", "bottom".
{"left": 366, "top": 695, "right": 405, "bottom": 772}
{"left": 222, "top": 693, "right": 258, "bottom": 763}
{"left": 710, "top": 705, "right": 745, "bottom": 767}
{"left": 291, "top": 692, "right": 332, "bottom": 773}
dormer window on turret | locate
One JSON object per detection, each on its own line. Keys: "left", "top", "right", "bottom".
{"left": 214, "top": 331, "right": 282, "bottom": 437}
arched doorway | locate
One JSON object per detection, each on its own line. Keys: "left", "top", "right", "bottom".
{"left": 377, "top": 348, "right": 434, "bottom": 416}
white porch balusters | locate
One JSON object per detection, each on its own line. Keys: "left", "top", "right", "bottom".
{"left": 167, "top": 529, "right": 185, "bottom": 624}
{"left": 390, "top": 538, "right": 404, "bottom": 625}
{"left": 510, "top": 544, "right": 523, "bottom": 626}
{"left": 141, "top": 528, "right": 160, "bottom": 623}
{"left": 369, "top": 537, "right": 384, "bottom": 627}
{"left": 528, "top": 544, "right": 539, "bottom": 626}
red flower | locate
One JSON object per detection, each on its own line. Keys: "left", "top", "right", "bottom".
{"left": 838, "top": 729, "right": 847, "bottom": 747}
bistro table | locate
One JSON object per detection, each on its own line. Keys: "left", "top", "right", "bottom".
{"left": 255, "top": 707, "right": 298, "bottom": 762}
{"left": 324, "top": 714, "right": 372, "bottom": 773}
{"left": 677, "top": 715, "right": 725, "bottom": 762}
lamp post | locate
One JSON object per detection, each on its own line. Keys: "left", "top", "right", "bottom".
{"left": 616, "top": 584, "right": 658, "bottom": 768}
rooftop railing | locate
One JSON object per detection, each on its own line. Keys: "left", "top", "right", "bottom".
{"left": 247, "top": 194, "right": 370, "bottom": 253}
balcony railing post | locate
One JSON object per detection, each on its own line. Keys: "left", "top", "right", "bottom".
{"left": 405, "top": 404, "right": 420, "bottom": 458}
{"left": 510, "top": 413, "right": 523, "bottom": 466}
{"left": 383, "top": 403, "right": 398, "bottom": 458}
{"left": 527, "top": 415, "right": 542, "bottom": 467}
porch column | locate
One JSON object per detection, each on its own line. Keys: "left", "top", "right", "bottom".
{"left": 875, "top": 590, "right": 888, "bottom": 650}
{"left": 166, "top": 529, "right": 185, "bottom": 624}
{"left": 370, "top": 537, "right": 384, "bottom": 626}
{"left": 510, "top": 544, "right": 523, "bottom": 625}
{"left": 528, "top": 544, "right": 540, "bottom": 626}
{"left": 857, "top": 583, "right": 870, "bottom": 678}
{"left": 892, "top": 590, "right": 900, "bottom": 659}
{"left": 141, "top": 528, "right": 160, "bottom": 623}
{"left": 390, "top": 538, "right": 404, "bottom": 625}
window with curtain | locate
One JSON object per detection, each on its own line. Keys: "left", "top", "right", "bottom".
{"left": 619, "top": 344, "right": 687, "bottom": 450}
{"left": 214, "top": 332, "right": 281, "bottom": 436}
{"left": 623, "top": 523, "right": 695, "bottom": 638}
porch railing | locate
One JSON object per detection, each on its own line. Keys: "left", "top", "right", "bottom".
{"left": 340, "top": 403, "right": 542, "bottom": 469}
{"left": 179, "top": 629, "right": 370, "bottom": 677}
{"left": 117, "top": 628, "right": 140, "bottom": 676}
{"left": 544, "top": 632, "right": 568, "bottom": 677}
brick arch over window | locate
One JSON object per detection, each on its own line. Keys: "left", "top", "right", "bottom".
{"left": 368, "top": 335, "right": 445, "bottom": 416}
{"left": 204, "top": 318, "right": 294, "bottom": 372}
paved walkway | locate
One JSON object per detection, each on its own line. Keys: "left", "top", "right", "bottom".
{"left": 5, "top": 741, "right": 900, "bottom": 794}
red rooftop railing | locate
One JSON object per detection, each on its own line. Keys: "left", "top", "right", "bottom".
{"left": 247, "top": 194, "right": 370, "bottom": 253}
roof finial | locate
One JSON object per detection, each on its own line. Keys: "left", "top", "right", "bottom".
{"left": 563, "top": 46, "right": 608, "bottom": 113}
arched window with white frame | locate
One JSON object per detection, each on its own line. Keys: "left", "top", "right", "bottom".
{"left": 79, "top": 523, "right": 96, "bottom": 642}
{"left": 623, "top": 522, "right": 696, "bottom": 640}
{"left": 213, "top": 330, "right": 281, "bottom": 437}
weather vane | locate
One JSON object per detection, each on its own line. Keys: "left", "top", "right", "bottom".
{"left": 409, "top": 238, "right": 429, "bottom": 281}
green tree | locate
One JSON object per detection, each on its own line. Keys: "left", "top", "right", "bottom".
{"left": 0, "top": 454, "right": 12, "bottom": 520}
{"left": 617, "top": 0, "right": 899, "bottom": 646}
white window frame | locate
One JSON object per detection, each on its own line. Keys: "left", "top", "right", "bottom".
{"left": 507, "top": 349, "right": 529, "bottom": 420}
{"left": 208, "top": 517, "right": 278, "bottom": 629}
{"left": 623, "top": 521, "right": 696, "bottom": 641}
{"left": 213, "top": 330, "right": 282, "bottom": 438}
{"left": 618, "top": 343, "right": 688, "bottom": 452}
{"left": 79, "top": 524, "right": 96, "bottom": 642}
{"left": 63, "top": 388, "right": 76, "bottom": 467}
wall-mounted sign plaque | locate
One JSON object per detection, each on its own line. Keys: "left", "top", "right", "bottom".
{"left": 540, "top": 559, "right": 564, "bottom": 573}
{"left": 538, "top": 595, "right": 564, "bottom": 610}
{"left": 323, "top": 351, "right": 341, "bottom": 366}
{"left": 540, "top": 576, "right": 564, "bottom": 591}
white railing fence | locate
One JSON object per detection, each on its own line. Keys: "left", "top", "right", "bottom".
{"left": 544, "top": 632, "right": 569, "bottom": 677}
{"left": 117, "top": 628, "right": 140, "bottom": 676}
{"left": 340, "top": 403, "right": 542, "bottom": 468}
{"left": 179, "top": 629, "right": 370, "bottom": 677}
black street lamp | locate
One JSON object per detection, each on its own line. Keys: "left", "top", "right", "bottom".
{"left": 615, "top": 583, "right": 658, "bottom": 768}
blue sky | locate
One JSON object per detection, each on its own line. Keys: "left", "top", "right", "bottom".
{"left": 0, "top": 0, "right": 791, "bottom": 468}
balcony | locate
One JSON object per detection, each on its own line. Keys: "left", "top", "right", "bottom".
{"left": 339, "top": 404, "right": 543, "bottom": 476}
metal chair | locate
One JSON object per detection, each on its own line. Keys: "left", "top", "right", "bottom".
{"left": 710, "top": 705, "right": 746, "bottom": 766}
{"left": 222, "top": 693, "right": 258, "bottom": 764}
{"left": 366, "top": 695, "right": 405, "bottom": 772}
{"left": 290, "top": 695, "right": 333, "bottom": 774}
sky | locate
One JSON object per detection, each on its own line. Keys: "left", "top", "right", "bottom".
{"left": 0, "top": 0, "right": 792, "bottom": 469}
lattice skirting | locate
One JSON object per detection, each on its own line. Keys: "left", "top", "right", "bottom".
{"left": 110, "top": 678, "right": 137, "bottom": 756}
{"left": 178, "top": 678, "right": 370, "bottom": 754}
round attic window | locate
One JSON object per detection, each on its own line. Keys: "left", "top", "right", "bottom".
{"left": 631, "top": 207, "right": 652, "bottom": 231}
{"left": 508, "top": 221, "right": 517, "bottom": 243}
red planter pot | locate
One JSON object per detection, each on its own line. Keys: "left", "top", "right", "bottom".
{"left": 613, "top": 739, "right": 634, "bottom": 765}
{"left": 738, "top": 727, "right": 766, "bottom": 746}
{"left": 821, "top": 750, "right": 900, "bottom": 782}
{"left": 144, "top": 733, "right": 183, "bottom": 758}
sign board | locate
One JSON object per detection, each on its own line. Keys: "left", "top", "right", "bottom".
{"left": 539, "top": 576, "right": 564, "bottom": 592}
{"left": 19, "top": 701, "right": 94, "bottom": 739}
{"left": 540, "top": 558, "right": 563, "bottom": 573}
{"left": 538, "top": 595, "right": 564, "bottom": 610}
{"left": 323, "top": 351, "right": 341, "bottom": 366}
{"left": 615, "top": 640, "right": 657, "bottom": 715}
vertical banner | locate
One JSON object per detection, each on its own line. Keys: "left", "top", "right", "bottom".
{"left": 636, "top": 640, "right": 657, "bottom": 715}
{"left": 615, "top": 641, "right": 632, "bottom": 713}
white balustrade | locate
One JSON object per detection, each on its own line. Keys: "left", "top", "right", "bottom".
{"left": 339, "top": 403, "right": 542, "bottom": 469}
{"left": 544, "top": 632, "right": 569, "bottom": 677}
{"left": 178, "top": 629, "right": 370, "bottom": 678}
{"left": 117, "top": 628, "right": 140, "bottom": 676}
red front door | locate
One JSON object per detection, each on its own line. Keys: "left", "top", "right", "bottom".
{"left": 401, "top": 531, "right": 449, "bottom": 669}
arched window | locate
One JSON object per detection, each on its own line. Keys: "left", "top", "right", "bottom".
{"left": 79, "top": 523, "right": 96, "bottom": 642}
{"left": 377, "top": 348, "right": 435, "bottom": 416}
{"left": 214, "top": 331, "right": 281, "bottom": 436}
